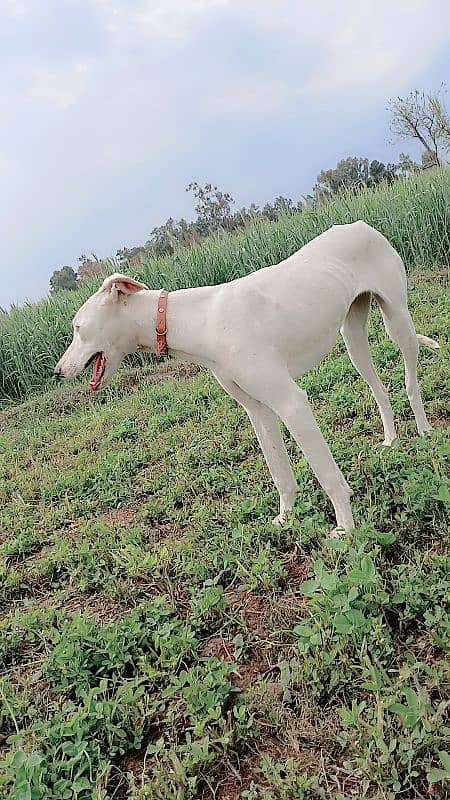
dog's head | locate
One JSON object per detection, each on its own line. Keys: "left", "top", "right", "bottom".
{"left": 54, "top": 273, "right": 148, "bottom": 391}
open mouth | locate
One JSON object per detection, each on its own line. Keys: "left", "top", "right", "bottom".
{"left": 88, "top": 352, "right": 106, "bottom": 391}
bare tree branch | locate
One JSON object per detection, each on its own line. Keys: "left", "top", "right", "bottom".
{"left": 388, "top": 86, "right": 450, "bottom": 167}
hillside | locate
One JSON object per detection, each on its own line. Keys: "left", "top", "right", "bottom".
{"left": 1, "top": 168, "right": 449, "bottom": 404}
{"left": 0, "top": 263, "right": 449, "bottom": 799}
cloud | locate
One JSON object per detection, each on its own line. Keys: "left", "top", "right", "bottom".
{"left": 299, "top": 0, "right": 450, "bottom": 99}
{"left": 0, "top": 0, "right": 33, "bottom": 17}
{"left": 2, "top": 1, "right": 448, "bottom": 118}
{"left": 90, "top": 0, "right": 233, "bottom": 42}
{"left": 205, "top": 0, "right": 450, "bottom": 114}
{"left": 209, "top": 78, "right": 297, "bottom": 117}
{"left": 84, "top": 0, "right": 450, "bottom": 120}
{"left": 0, "top": 0, "right": 448, "bottom": 307}
{"left": 27, "top": 62, "right": 91, "bottom": 109}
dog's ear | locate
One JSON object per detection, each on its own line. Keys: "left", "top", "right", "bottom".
{"left": 100, "top": 273, "right": 149, "bottom": 298}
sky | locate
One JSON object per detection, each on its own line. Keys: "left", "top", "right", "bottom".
{"left": 1, "top": 0, "right": 449, "bottom": 309}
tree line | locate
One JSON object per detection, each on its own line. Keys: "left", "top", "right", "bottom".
{"left": 50, "top": 87, "right": 450, "bottom": 294}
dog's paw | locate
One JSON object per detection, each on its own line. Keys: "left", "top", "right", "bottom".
{"left": 272, "top": 513, "right": 286, "bottom": 527}
{"left": 376, "top": 434, "right": 397, "bottom": 447}
{"left": 418, "top": 424, "right": 433, "bottom": 437}
{"left": 329, "top": 526, "right": 347, "bottom": 539}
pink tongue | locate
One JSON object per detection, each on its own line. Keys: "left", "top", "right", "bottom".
{"left": 89, "top": 353, "right": 105, "bottom": 390}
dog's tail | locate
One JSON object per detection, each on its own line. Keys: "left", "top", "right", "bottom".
{"left": 416, "top": 334, "right": 440, "bottom": 350}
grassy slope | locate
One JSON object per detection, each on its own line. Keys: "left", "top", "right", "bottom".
{"left": 0, "top": 268, "right": 449, "bottom": 799}
{"left": 1, "top": 168, "right": 449, "bottom": 404}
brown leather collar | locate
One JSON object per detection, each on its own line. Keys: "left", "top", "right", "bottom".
{"left": 155, "top": 289, "right": 169, "bottom": 357}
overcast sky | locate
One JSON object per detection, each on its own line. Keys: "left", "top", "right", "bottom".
{"left": 1, "top": 0, "right": 449, "bottom": 308}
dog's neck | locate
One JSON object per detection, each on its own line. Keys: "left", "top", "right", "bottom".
{"left": 126, "top": 287, "right": 214, "bottom": 365}
{"left": 128, "top": 289, "right": 163, "bottom": 352}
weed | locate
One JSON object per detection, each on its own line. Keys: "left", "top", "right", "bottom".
{"left": 0, "top": 262, "right": 448, "bottom": 797}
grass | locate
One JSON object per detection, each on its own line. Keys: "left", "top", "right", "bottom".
{"left": 1, "top": 168, "right": 449, "bottom": 404}
{"left": 0, "top": 264, "right": 449, "bottom": 799}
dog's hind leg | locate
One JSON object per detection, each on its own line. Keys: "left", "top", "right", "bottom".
{"left": 341, "top": 293, "right": 397, "bottom": 445}
{"left": 377, "top": 299, "right": 432, "bottom": 436}
{"left": 212, "top": 370, "right": 299, "bottom": 525}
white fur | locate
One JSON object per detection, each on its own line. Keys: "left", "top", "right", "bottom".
{"left": 55, "top": 221, "right": 438, "bottom": 532}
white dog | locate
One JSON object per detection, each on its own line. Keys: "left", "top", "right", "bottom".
{"left": 55, "top": 221, "right": 438, "bottom": 532}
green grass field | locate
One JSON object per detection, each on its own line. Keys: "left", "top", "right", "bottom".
{"left": 0, "top": 263, "right": 449, "bottom": 798}
{"left": 1, "top": 168, "right": 449, "bottom": 404}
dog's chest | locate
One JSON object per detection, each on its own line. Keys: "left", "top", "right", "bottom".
{"left": 286, "top": 327, "right": 337, "bottom": 377}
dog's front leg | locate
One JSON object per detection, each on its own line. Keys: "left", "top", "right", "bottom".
{"left": 212, "top": 370, "right": 298, "bottom": 524}
{"left": 228, "top": 362, "right": 355, "bottom": 534}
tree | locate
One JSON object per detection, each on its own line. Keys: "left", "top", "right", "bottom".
{"left": 421, "top": 149, "right": 439, "bottom": 170}
{"left": 77, "top": 254, "right": 109, "bottom": 284}
{"left": 116, "top": 245, "right": 148, "bottom": 266}
{"left": 146, "top": 217, "right": 198, "bottom": 258}
{"left": 261, "top": 196, "right": 297, "bottom": 221}
{"left": 49, "top": 266, "right": 78, "bottom": 294}
{"left": 186, "top": 182, "right": 235, "bottom": 236}
{"left": 396, "top": 152, "right": 421, "bottom": 176}
{"left": 232, "top": 202, "right": 261, "bottom": 227}
{"left": 388, "top": 87, "right": 450, "bottom": 167}
{"left": 314, "top": 156, "right": 398, "bottom": 199}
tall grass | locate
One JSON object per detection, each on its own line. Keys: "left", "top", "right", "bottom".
{"left": 1, "top": 168, "right": 449, "bottom": 403}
